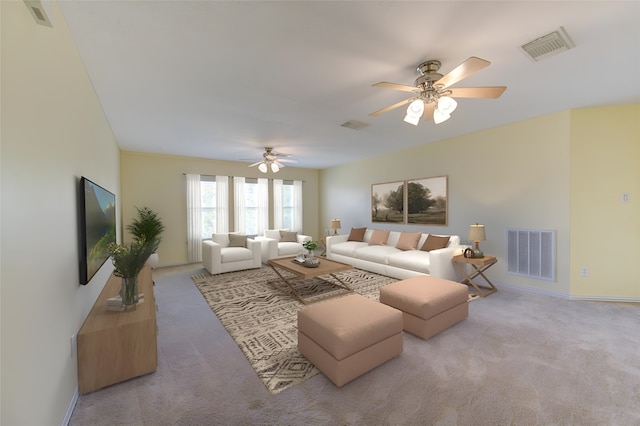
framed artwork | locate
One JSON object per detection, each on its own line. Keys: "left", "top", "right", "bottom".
{"left": 371, "top": 181, "right": 405, "bottom": 223}
{"left": 406, "top": 175, "right": 448, "bottom": 226}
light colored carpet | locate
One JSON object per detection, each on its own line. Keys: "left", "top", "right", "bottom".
{"left": 69, "top": 264, "right": 640, "bottom": 425}
{"left": 191, "top": 266, "right": 397, "bottom": 393}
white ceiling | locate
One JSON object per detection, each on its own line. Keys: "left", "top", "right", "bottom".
{"left": 57, "top": 1, "right": 640, "bottom": 170}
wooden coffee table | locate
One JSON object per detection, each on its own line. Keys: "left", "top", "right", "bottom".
{"left": 267, "top": 256, "right": 354, "bottom": 304}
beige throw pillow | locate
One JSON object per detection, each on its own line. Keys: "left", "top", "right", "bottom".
{"left": 228, "top": 234, "right": 247, "bottom": 247}
{"left": 420, "top": 235, "right": 450, "bottom": 252}
{"left": 279, "top": 230, "right": 298, "bottom": 242}
{"left": 395, "top": 232, "right": 422, "bottom": 251}
{"left": 347, "top": 227, "right": 367, "bottom": 242}
{"left": 368, "top": 229, "right": 391, "bottom": 246}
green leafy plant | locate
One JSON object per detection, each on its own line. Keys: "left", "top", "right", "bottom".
{"left": 302, "top": 240, "right": 318, "bottom": 251}
{"left": 126, "top": 207, "right": 165, "bottom": 252}
{"left": 107, "top": 240, "right": 155, "bottom": 279}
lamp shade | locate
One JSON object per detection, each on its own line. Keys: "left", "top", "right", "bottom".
{"left": 330, "top": 219, "right": 341, "bottom": 230}
{"left": 270, "top": 162, "right": 280, "bottom": 173}
{"left": 433, "top": 107, "right": 451, "bottom": 124}
{"left": 258, "top": 162, "right": 268, "bottom": 173}
{"left": 468, "top": 223, "right": 486, "bottom": 242}
{"left": 437, "top": 96, "right": 458, "bottom": 115}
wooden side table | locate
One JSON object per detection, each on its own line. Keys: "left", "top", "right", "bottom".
{"left": 452, "top": 255, "right": 498, "bottom": 297}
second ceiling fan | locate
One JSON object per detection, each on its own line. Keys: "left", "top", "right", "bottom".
{"left": 369, "top": 57, "right": 506, "bottom": 125}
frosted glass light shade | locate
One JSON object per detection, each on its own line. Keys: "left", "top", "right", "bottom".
{"left": 403, "top": 114, "right": 420, "bottom": 125}
{"left": 270, "top": 162, "right": 280, "bottom": 173}
{"left": 258, "top": 162, "right": 268, "bottom": 173}
{"left": 437, "top": 96, "right": 458, "bottom": 115}
{"left": 433, "top": 108, "right": 451, "bottom": 124}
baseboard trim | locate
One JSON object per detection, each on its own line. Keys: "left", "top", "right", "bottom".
{"left": 61, "top": 387, "right": 78, "bottom": 426}
{"left": 496, "top": 280, "right": 640, "bottom": 303}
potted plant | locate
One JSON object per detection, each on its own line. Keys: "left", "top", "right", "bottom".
{"left": 302, "top": 240, "right": 318, "bottom": 257}
{"left": 127, "top": 206, "right": 165, "bottom": 267}
{"left": 107, "top": 239, "right": 155, "bottom": 309}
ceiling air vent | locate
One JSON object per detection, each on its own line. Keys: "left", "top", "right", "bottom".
{"left": 24, "top": 0, "right": 53, "bottom": 27}
{"left": 341, "top": 120, "right": 369, "bottom": 130}
{"left": 520, "top": 27, "right": 574, "bottom": 62}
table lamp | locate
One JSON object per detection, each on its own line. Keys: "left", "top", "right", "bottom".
{"left": 468, "top": 223, "right": 486, "bottom": 258}
{"left": 329, "top": 219, "right": 342, "bottom": 236}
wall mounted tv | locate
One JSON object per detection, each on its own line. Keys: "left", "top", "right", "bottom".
{"left": 79, "top": 176, "right": 116, "bottom": 285}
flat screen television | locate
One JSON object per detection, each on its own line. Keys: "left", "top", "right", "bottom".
{"left": 79, "top": 176, "right": 116, "bottom": 285}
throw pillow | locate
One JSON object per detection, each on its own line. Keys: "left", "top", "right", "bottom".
{"left": 279, "top": 230, "right": 298, "bottom": 242}
{"left": 395, "top": 232, "right": 422, "bottom": 251}
{"left": 347, "top": 227, "right": 367, "bottom": 242}
{"left": 368, "top": 229, "right": 391, "bottom": 246}
{"left": 228, "top": 233, "right": 247, "bottom": 248}
{"left": 211, "top": 233, "right": 230, "bottom": 247}
{"left": 420, "top": 235, "right": 450, "bottom": 252}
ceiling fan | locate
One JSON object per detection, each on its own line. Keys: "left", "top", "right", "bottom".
{"left": 369, "top": 57, "right": 506, "bottom": 125}
{"left": 247, "top": 147, "right": 297, "bottom": 173}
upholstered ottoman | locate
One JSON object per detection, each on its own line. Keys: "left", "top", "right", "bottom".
{"left": 297, "top": 293, "right": 403, "bottom": 387}
{"left": 379, "top": 276, "right": 468, "bottom": 340}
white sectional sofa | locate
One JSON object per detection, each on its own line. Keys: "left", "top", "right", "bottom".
{"left": 326, "top": 229, "right": 462, "bottom": 280}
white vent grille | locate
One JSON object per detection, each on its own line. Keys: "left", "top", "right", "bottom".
{"left": 506, "top": 228, "right": 556, "bottom": 281}
{"left": 520, "top": 27, "right": 574, "bottom": 62}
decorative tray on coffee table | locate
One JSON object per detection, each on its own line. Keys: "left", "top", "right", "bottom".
{"left": 293, "top": 256, "right": 320, "bottom": 268}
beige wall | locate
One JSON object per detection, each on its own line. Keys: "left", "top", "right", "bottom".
{"left": 120, "top": 152, "right": 320, "bottom": 266}
{"left": 320, "top": 106, "right": 640, "bottom": 300}
{"left": 1, "top": 2, "right": 121, "bottom": 424}
{"left": 570, "top": 105, "right": 640, "bottom": 299}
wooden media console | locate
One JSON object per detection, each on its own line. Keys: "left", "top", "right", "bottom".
{"left": 77, "top": 264, "right": 157, "bottom": 394}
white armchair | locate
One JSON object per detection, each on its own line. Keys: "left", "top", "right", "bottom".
{"left": 202, "top": 233, "right": 262, "bottom": 274}
{"left": 254, "top": 229, "right": 312, "bottom": 262}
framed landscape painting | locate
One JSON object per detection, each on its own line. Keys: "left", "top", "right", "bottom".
{"left": 406, "top": 175, "right": 448, "bottom": 226}
{"left": 371, "top": 181, "right": 405, "bottom": 223}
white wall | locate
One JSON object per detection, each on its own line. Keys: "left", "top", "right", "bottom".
{"left": 1, "top": 2, "right": 120, "bottom": 424}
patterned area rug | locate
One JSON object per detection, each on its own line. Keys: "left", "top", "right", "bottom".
{"left": 191, "top": 267, "right": 397, "bottom": 394}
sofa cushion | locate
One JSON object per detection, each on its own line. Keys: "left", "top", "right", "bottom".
{"left": 278, "top": 241, "right": 303, "bottom": 256}
{"left": 212, "top": 233, "right": 230, "bottom": 247}
{"left": 228, "top": 234, "right": 247, "bottom": 247}
{"left": 420, "top": 235, "right": 450, "bottom": 252}
{"left": 388, "top": 250, "right": 431, "bottom": 274}
{"left": 332, "top": 241, "right": 368, "bottom": 257}
{"left": 347, "top": 227, "right": 367, "bottom": 242}
{"left": 221, "top": 247, "right": 254, "bottom": 262}
{"left": 355, "top": 245, "right": 399, "bottom": 264}
{"left": 279, "top": 230, "right": 298, "bottom": 242}
{"left": 369, "top": 229, "right": 391, "bottom": 246}
{"left": 395, "top": 232, "right": 422, "bottom": 251}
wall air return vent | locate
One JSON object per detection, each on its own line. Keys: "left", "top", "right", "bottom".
{"left": 506, "top": 228, "right": 556, "bottom": 281}
{"left": 520, "top": 27, "right": 574, "bottom": 62}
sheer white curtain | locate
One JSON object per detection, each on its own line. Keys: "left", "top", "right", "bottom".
{"left": 233, "top": 177, "right": 246, "bottom": 233}
{"left": 216, "top": 175, "right": 228, "bottom": 232}
{"left": 292, "top": 180, "right": 303, "bottom": 233}
{"left": 256, "top": 178, "right": 269, "bottom": 235}
{"left": 186, "top": 173, "right": 202, "bottom": 262}
{"left": 272, "top": 179, "right": 283, "bottom": 230}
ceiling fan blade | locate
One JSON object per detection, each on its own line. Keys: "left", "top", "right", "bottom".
{"left": 248, "top": 161, "right": 262, "bottom": 167}
{"left": 449, "top": 86, "right": 507, "bottom": 99}
{"left": 422, "top": 102, "right": 436, "bottom": 121}
{"left": 372, "top": 82, "right": 421, "bottom": 93}
{"left": 436, "top": 57, "right": 491, "bottom": 89}
{"left": 277, "top": 158, "right": 298, "bottom": 163}
{"left": 369, "top": 98, "right": 413, "bottom": 117}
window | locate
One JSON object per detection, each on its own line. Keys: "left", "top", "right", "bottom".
{"left": 200, "top": 177, "right": 216, "bottom": 238}
{"left": 273, "top": 179, "right": 302, "bottom": 232}
{"left": 234, "top": 177, "right": 268, "bottom": 236}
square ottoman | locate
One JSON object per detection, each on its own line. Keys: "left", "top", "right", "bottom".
{"left": 379, "top": 276, "right": 468, "bottom": 340}
{"left": 297, "top": 293, "right": 403, "bottom": 387}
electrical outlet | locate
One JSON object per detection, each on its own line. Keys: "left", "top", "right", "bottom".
{"left": 71, "top": 334, "right": 77, "bottom": 358}
{"left": 580, "top": 267, "right": 589, "bottom": 277}
{"left": 622, "top": 192, "right": 630, "bottom": 203}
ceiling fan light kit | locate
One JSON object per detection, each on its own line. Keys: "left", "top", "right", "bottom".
{"left": 247, "top": 147, "right": 297, "bottom": 174}
{"left": 370, "top": 57, "right": 506, "bottom": 127}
